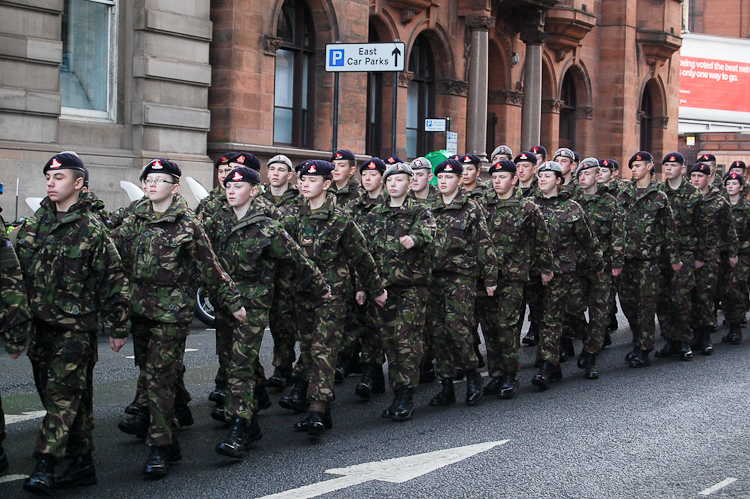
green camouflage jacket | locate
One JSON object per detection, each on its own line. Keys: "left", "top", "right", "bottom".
{"left": 727, "top": 196, "right": 750, "bottom": 255}
{"left": 346, "top": 190, "right": 387, "bottom": 239}
{"left": 431, "top": 190, "right": 498, "bottom": 285}
{"left": 333, "top": 177, "right": 365, "bottom": 210}
{"left": 485, "top": 187, "right": 554, "bottom": 283}
{"left": 197, "top": 186, "right": 280, "bottom": 221}
{"left": 205, "top": 202, "right": 330, "bottom": 309}
{"left": 0, "top": 212, "right": 32, "bottom": 354}
{"left": 114, "top": 195, "right": 241, "bottom": 323}
{"left": 16, "top": 192, "right": 131, "bottom": 337}
{"left": 575, "top": 185, "right": 625, "bottom": 270}
{"left": 701, "top": 185, "right": 738, "bottom": 257}
{"left": 369, "top": 196, "right": 436, "bottom": 288}
{"left": 409, "top": 184, "right": 438, "bottom": 206}
{"left": 617, "top": 179, "right": 679, "bottom": 264}
{"left": 658, "top": 179, "right": 706, "bottom": 260}
{"left": 520, "top": 179, "right": 539, "bottom": 199}
{"left": 535, "top": 190, "right": 604, "bottom": 275}
{"left": 260, "top": 183, "right": 301, "bottom": 212}
{"left": 283, "top": 194, "right": 384, "bottom": 298}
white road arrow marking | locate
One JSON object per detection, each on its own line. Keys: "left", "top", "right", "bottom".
{"left": 255, "top": 440, "right": 509, "bottom": 499}
{"left": 6, "top": 410, "right": 46, "bottom": 425}
{"left": 699, "top": 478, "right": 737, "bottom": 496}
{"left": 0, "top": 474, "right": 28, "bottom": 483}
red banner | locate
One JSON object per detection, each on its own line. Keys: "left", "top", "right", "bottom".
{"left": 680, "top": 56, "right": 750, "bottom": 113}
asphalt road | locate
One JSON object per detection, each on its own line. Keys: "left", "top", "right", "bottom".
{"left": 1, "top": 310, "right": 749, "bottom": 499}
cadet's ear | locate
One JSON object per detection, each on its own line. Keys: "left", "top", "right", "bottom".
{"left": 251, "top": 185, "right": 259, "bottom": 197}
{"left": 323, "top": 179, "right": 332, "bottom": 191}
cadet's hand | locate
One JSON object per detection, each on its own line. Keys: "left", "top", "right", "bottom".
{"left": 612, "top": 268, "right": 622, "bottom": 277}
{"left": 541, "top": 272, "right": 553, "bottom": 286}
{"left": 730, "top": 256, "right": 739, "bottom": 267}
{"left": 110, "top": 337, "right": 126, "bottom": 353}
{"left": 486, "top": 286, "right": 497, "bottom": 297}
{"left": 374, "top": 290, "right": 388, "bottom": 307}
{"left": 399, "top": 236, "right": 415, "bottom": 249}
{"left": 233, "top": 307, "right": 247, "bottom": 322}
{"left": 356, "top": 291, "right": 366, "bottom": 305}
{"left": 672, "top": 262, "right": 683, "bottom": 272}
{"left": 9, "top": 347, "right": 25, "bottom": 359}
{"left": 695, "top": 260, "right": 704, "bottom": 269}
{"left": 322, "top": 291, "right": 332, "bottom": 300}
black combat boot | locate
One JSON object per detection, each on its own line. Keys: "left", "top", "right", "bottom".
{"left": 676, "top": 342, "right": 693, "bottom": 361}
{"left": 118, "top": 407, "right": 149, "bottom": 439}
{"left": 498, "top": 372, "right": 519, "bottom": 399}
{"left": 295, "top": 404, "right": 332, "bottom": 437}
{"left": 531, "top": 361, "right": 557, "bottom": 391}
{"left": 483, "top": 377, "right": 502, "bottom": 396}
{"left": 210, "top": 406, "right": 227, "bottom": 424}
{"left": 334, "top": 355, "right": 347, "bottom": 385}
{"left": 428, "top": 379, "right": 456, "bottom": 406}
{"left": 372, "top": 364, "right": 386, "bottom": 395}
{"left": 522, "top": 322, "right": 538, "bottom": 346}
{"left": 124, "top": 394, "right": 140, "bottom": 416}
{"left": 391, "top": 388, "right": 415, "bottom": 422}
{"left": 700, "top": 328, "right": 714, "bottom": 355}
{"left": 723, "top": 323, "right": 743, "bottom": 344}
{"left": 143, "top": 439, "right": 182, "bottom": 477}
{"left": 208, "top": 383, "right": 226, "bottom": 406}
{"left": 355, "top": 364, "right": 376, "bottom": 400}
{"left": 582, "top": 353, "right": 599, "bottom": 380}
{"left": 23, "top": 455, "right": 55, "bottom": 495}
{"left": 279, "top": 379, "right": 310, "bottom": 413}
{"left": 51, "top": 453, "right": 97, "bottom": 489}
{"left": 174, "top": 404, "right": 194, "bottom": 427}
{"left": 465, "top": 370, "right": 483, "bottom": 406}
{"left": 602, "top": 331, "right": 613, "bottom": 348}
{"left": 655, "top": 341, "right": 678, "bottom": 359}
{"left": 267, "top": 367, "right": 289, "bottom": 391}
{"left": 255, "top": 384, "right": 272, "bottom": 411}
{"left": 629, "top": 348, "right": 650, "bottom": 368}
{"left": 559, "top": 337, "right": 575, "bottom": 363}
{"left": 382, "top": 393, "right": 398, "bottom": 418}
{"left": 215, "top": 417, "right": 263, "bottom": 459}
{"left": 419, "top": 359, "right": 436, "bottom": 383}
{"left": 454, "top": 366, "right": 466, "bottom": 380}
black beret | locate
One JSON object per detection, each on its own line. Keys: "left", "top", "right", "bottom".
{"left": 599, "top": 158, "right": 620, "bottom": 170}
{"left": 226, "top": 152, "right": 261, "bottom": 171}
{"left": 434, "top": 159, "right": 463, "bottom": 176}
{"left": 724, "top": 171, "right": 745, "bottom": 186}
{"left": 142, "top": 158, "right": 181, "bottom": 179}
{"left": 488, "top": 160, "right": 517, "bottom": 175}
{"left": 573, "top": 151, "right": 580, "bottom": 163}
{"left": 214, "top": 154, "right": 232, "bottom": 169}
{"left": 628, "top": 151, "right": 654, "bottom": 168}
{"left": 530, "top": 145, "right": 547, "bottom": 159}
{"left": 224, "top": 166, "right": 261, "bottom": 186}
{"left": 514, "top": 151, "right": 537, "bottom": 164}
{"left": 43, "top": 152, "right": 87, "bottom": 176}
{"left": 295, "top": 160, "right": 310, "bottom": 173}
{"left": 384, "top": 156, "right": 404, "bottom": 165}
{"left": 730, "top": 160, "right": 747, "bottom": 170}
{"left": 662, "top": 152, "right": 685, "bottom": 165}
{"left": 299, "top": 160, "right": 334, "bottom": 177}
{"left": 330, "top": 149, "right": 356, "bottom": 162}
{"left": 460, "top": 153, "right": 481, "bottom": 166}
{"left": 690, "top": 162, "right": 711, "bottom": 176}
{"left": 360, "top": 157, "right": 386, "bottom": 174}
{"left": 698, "top": 153, "right": 716, "bottom": 162}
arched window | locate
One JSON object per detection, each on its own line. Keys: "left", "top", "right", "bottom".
{"left": 406, "top": 34, "right": 435, "bottom": 159}
{"left": 274, "top": 0, "right": 315, "bottom": 147}
{"left": 366, "top": 25, "right": 383, "bottom": 158}
{"left": 559, "top": 71, "right": 576, "bottom": 151}
{"left": 640, "top": 87, "right": 653, "bottom": 153}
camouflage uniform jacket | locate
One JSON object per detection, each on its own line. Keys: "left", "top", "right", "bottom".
{"left": 617, "top": 179, "right": 680, "bottom": 264}
{"left": 16, "top": 192, "right": 131, "bottom": 337}
{"left": 534, "top": 190, "right": 604, "bottom": 275}
{"left": 658, "top": 179, "right": 706, "bottom": 260}
{"left": 198, "top": 186, "right": 280, "bottom": 221}
{"left": 106, "top": 198, "right": 141, "bottom": 230}
{"left": 520, "top": 179, "right": 539, "bottom": 198}
{"left": 409, "top": 184, "right": 438, "bottom": 206}
{"left": 260, "top": 183, "right": 301, "bottom": 212}
{"left": 369, "top": 196, "right": 436, "bottom": 288}
{"left": 485, "top": 187, "right": 553, "bottom": 283}
{"left": 333, "top": 177, "right": 365, "bottom": 209}
{"left": 727, "top": 196, "right": 750, "bottom": 255}
{"left": 282, "top": 194, "right": 384, "bottom": 299}
{"left": 114, "top": 195, "right": 241, "bottom": 323}
{"left": 462, "top": 184, "right": 489, "bottom": 215}
{"left": 575, "top": 186, "right": 625, "bottom": 271}
{"left": 205, "top": 202, "right": 330, "bottom": 310}
{"left": 346, "top": 190, "right": 387, "bottom": 241}
{"left": 701, "top": 185, "right": 738, "bottom": 257}
{"left": 0, "top": 211, "right": 32, "bottom": 354}
{"left": 431, "top": 190, "right": 498, "bottom": 286}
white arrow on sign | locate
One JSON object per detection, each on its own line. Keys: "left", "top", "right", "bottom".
{"left": 255, "top": 440, "right": 509, "bottom": 499}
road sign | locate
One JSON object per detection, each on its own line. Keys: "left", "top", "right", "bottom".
{"left": 446, "top": 131, "right": 458, "bottom": 155}
{"left": 425, "top": 118, "right": 447, "bottom": 132}
{"left": 325, "top": 42, "right": 406, "bottom": 72}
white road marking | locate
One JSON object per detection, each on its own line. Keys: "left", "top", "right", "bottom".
{"left": 699, "top": 478, "right": 738, "bottom": 496}
{"left": 185, "top": 348, "right": 198, "bottom": 352}
{"left": 125, "top": 355, "right": 135, "bottom": 359}
{"left": 5, "top": 410, "right": 46, "bottom": 425}
{"left": 255, "top": 440, "right": 509, "bottom": 499}
{"left": 0, "top": 474, "right": 28, "bottom": 483}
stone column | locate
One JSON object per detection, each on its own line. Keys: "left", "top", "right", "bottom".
{"left": 520, "top": 10, "right": 546, "bottom": 150}
{"left": 465, "top": 16, "right": 495, "bottom": 163}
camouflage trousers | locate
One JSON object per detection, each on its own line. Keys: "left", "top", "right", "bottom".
{"left": 269, "top": 285, "right": 297, "bottom": 372}
{"left": 719, "top": 254, "right": 750, "bottom": 324}
{"left": 28, "top": 323, "right": 96, "bottom": 461}
{"left": 426, "top": 274, "right": 478, "bottom": 380}
{"left": 377, "top": 287, "right": 426, "bottom": 390}
{"left": 620, "top": 258, "right": 660, "bottom": 352}
{"left": 293, "top": 296, "right": 346, "bottom": 403}
{"left": 523, "top": 273, "right": 544, "bottom": 332}
{"left": 691, "top": 254, "right": 720, "bottom": 329}
{"left": 339, "top": 286, "right": 363, "bottom": 363}
{"left": 133, "top": 364, "right": 190, "bottom": 410}
{"left": 657, "top": 252, "right": 696, "bottom": 343}
{"left": 360, "top": 298, "right": 385, "bottom": 365}
{"left": 222, "top": 307, "right": 268, "bottom": 421}
{"left": 574, "top": 270, "right": 612, "bottom": 355}
{"left": 131, "top": 317, "right": 188, "bottom": 447}
{"left": 538, "top": 274, "right": 585, "bottom": 364}
{"left": 214, "top": 316, "right": 265, "bottom": 394}
{"left": 478, "top": 281, "right": 525, "bottom": 378}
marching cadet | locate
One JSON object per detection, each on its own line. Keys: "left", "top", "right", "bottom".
{"left": 696, "top": 153, "right": 724, "bottom": 190}
{"left": 490, "top": 145, "right": 513, "bottom": 165}
{"left": 16, "top": 153, "right": 131, "bottom": 494}
{"left": 720, "top": 172, "right": 750, "bottom": 344}
{"left": 204, "top": 166, "right": 329, "bottom": 458}
{"left": 654, "top": 152, "right": 704, "bottom": 362}
{"left": 573, "top": 158, "right": 623, "bottom": 377}
{"left": 552, "top": 148, "right": 577, "bottom": 194}
{"left": 598, "top": 158, "right": 624, "bottom": 331}
{"left": 113, "top": 159, "right": 245, "bottom": 476}
{"left": 531, "top": 145, "right": 547, "bottom": 166}
{"left": 459, "top": 153, "right": 489, "bottom": 197}
{"left": 426, "top": 159, "right": 497, "bottom": 407}
{"left": 480, "top": 160, "right": 553, "bottom": 398}
{"left": 261, "top": 154, "right": 300, "bottom": 211}
{"left": 531, "top": 161, "right": 603, "bottom": 390}
{"left": 409, "top": 157, "right": 437, "bottom": 204}
{"left": 330, "top": 149, "right": 363, "bottom": 206}
{"left": 370, "top": 163, "right": 436, "bottom": 421}
{"left": 617, "top": 152, "right": 681, "bottom": 368}
{"left": 515, "top": 151, "right": 539, "bottom": 199}
{"left": 279, "top": 160, "right": 386, "bottom": 438}
{"left": 196, "top": 153, "right": 239, "bottom": 219}
{"left": 689, "top": 162, "right": 738, "bottom": 354}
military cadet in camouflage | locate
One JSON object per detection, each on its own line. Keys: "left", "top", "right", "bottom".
{"left": 515, "top": 151, "right": 539, "bottom": 200}
{"left": 553, "top": 148, "right": 578, "bottom": 196}
{"left": 617, "top": 152, "right": 681, "bottom": 368}
{"left": 330, "top": 149, "right": 364, "bottom": 207}
{"left": 204, "top": 166, "right": 330, "bottom": 458}
{"left": 479, "top": 160, "right": 553, "bottom": 398}
{"left": 531, "top": 145, "right": 547, "bottom": 166}
{"left": 16, "top": 153, "right": 131, "bottom": 495}
{"left": 573, "top": 158, "right": 624, "bottom": 378}
{"left": 653, "top": 152, "right": 704, "bottom": 362}
{"left": 279, "top": 160, "right": 386, "bottom": 438}
{"left": 262, "top": 154, "right": 300, "bottom": 212}
{"left": 690, "top": 162, "right": 738, "bottom": 355}
{"left": 0, "top": 207, "right": 33, "bottom": 474}
{"left": 490, "top": 145, "right": 513, "bottom": 165}
{"left": 409, "top": 157, "right": 438, "bottom": 204}
{"left": 531, "top": 161, "right": 603, "bottom": 390}
{"left": 720, "top": 172, "right": 750, "bottom": 344}
{"left": 696, "top": 153, "right": 724, "bottom": 191}
{"left": 113, "top": 159, "right": 245, "bottom": 477}
{"left": 371, "top": 163, "right": 436, "bottom": 421}
{"left": 426, "top": 159, "right": 497, "bottom": 407}
{"left": 598, "top": 158, "right": 625, "bottom": 331}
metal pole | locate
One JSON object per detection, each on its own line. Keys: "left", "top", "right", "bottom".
{"left": 391, "top": 71, "right": 398, "bottom": 156}
{"left": 332, "top": 71, "right": 339, "bottom": 152}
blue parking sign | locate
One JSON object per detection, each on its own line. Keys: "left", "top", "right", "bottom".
{"left": 329, "top": 49, "right": 344, "bottom": 66}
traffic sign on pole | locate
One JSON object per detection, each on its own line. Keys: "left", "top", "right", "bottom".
{"left": 325, "top": 43, "right": 406, "bottom": 72}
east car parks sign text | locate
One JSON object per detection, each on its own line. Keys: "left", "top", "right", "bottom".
{"left": 325, "top": 42, "right": 406, "bottom": 72}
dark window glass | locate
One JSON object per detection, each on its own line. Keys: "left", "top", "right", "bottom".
{"left": 406, "top": 35, "right": 435, "bottom": 159}
{"left": 640, "top": 88, "right": 653, "bottom": 153}
{"left": 559, "top": 72, "right": 576, "bottom": 151}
